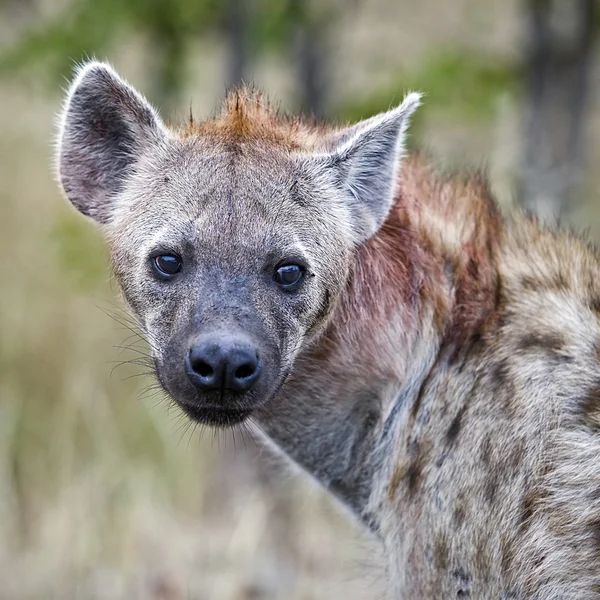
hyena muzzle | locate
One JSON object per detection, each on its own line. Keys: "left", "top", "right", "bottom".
{"left": 56, "top": 62, "right": 600, "bottom": 599}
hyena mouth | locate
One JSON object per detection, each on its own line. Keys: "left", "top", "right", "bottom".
{"left": 180, "top": 403, "right": 252, "bottom": 427}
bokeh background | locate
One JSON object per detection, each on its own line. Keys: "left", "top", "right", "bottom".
{"left": 0, "top": 1, "right": 599, "bottom": 598}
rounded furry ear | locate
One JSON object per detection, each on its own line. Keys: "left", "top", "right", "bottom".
{"left": 305, "top": 93, "right": 421, "bottom": 243}
{"left": 56, "top": 61, "right": 167, "bottom": 223}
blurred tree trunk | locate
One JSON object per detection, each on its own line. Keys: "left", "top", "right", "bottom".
{"left": 0, "top": 0, "right": 36, "bottom": 47}
{"left": 289, "top": 0, "right": 329, "bottom": 118}
{"left": 224, "top": 0, "right": 252, "bottom": 88}
{"left": 0, "top": 0, "right": 34, "bottom": 14}
{"left": 520, "top": 0, "right": 596, "bottom": 220}
{"left": 146, "top": 1, "right": 188, "bottom": 119}
{"left": 150, "top": 28, "right": 187, "bottom": 119}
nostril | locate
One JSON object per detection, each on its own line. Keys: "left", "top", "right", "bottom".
{"left": 194, "top": 360, "right": 214, "bottom": 378}
{"left": 235, "top": 363, "right": 256, "bottom": 380}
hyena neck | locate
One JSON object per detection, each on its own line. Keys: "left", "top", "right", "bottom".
{"left": 256, "top": 155, "right": 503, "bottom": 523}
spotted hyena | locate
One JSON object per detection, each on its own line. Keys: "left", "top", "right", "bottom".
{"left": 56, "top": 61, "right": 600, "bottom": 598}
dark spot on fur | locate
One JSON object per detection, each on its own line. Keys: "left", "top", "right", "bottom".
{"left": 467, "top": 257, "right": 479, "bottom": 280}
{"left": 521, "top": 275, "right": 538, "bottom": 291}
{"left": 490, "top": 359, "right": 509, "bottom": 389}
{"left": 361, "top": 511, "right": 380, "bottom": 534}
{"left": 526, "top": 271, "right": 568, "bottom": 292}
{"left": 308, "top": 289, "right": 332, "bottom": 334}
{"left": 480, "top": 434, "right": 492, "bottom": 465}
{"left": 405, "top": 439, "right": 428, "bottom": 496}
{"left": 500, "top": 536, "right": 514, "bottom": 574}
{"left": 519, "top": 490, "right": 535, "bottom": 531}
{"left": 453, "top": 498, "right": 466, "bottom": 527}
{"left": 489, "top": 360, "right": 519, "bottom": 416}
{"left": 382, "top": 389, "right": 408, "bottom": 441}
{"left": 444, "top": 258, "right": 456, "bottom": 287}
{"left": 518, "top": 331, "right": 565, "bottom": 353}
{"left": 406, "top": 456, "right": 423, "bottom": 495}
{"left": 330, "top": 401, "right": 380, "bottom": 513}
{"left": 553, "top": 271, "right": 569, "bottom": 290}
{"left": 474, "top": 536, "right": 491, "bottom": 573}
{"left": 485, "top": 470, "right": 498, "bottom": 504}
{"left": 589, "top": 296, "right": 600, "bottom": 315}
{"left": 576, "top": 380, "right": 600, "bottom": 431}
{"left": 589, "top": 516, "right": 600, "bottom": 547}
{"left": 453, "top": 568, "right": 472, "bottom": 597}
{"left": 509, "top": 437, "right": 525, "bottom": 471}
{"left": 424, "top": 543, "right": 434, "bottom": 565}
{"left": 410, "top": 375, "right": 429, "bottom": 421}
{"left": 163, "top": 175, "right": 170, "bottom": 183}
{"left": 388, "top": 464, "right": 404, "bottom": 501}
{"left": 433, "top": 534, "right": 448, "bottom": 570}
{"left": 435, "top": 450, "right": 449, "bottom": 468}
{"left": 448, "top": 331, "right": 485, "bottom": 369}
{"left": 388, "top": 440, "right": 428, "bottom": 500}
{"left": 494, "top": 274, "right": 504, "bottom": 311}
{"left": 459, "top": 333, "right": 484, "bottom": 373}
{"left": 446, "top": 404, "right": 467, "bottom": 443}
{"left": 290, "top": 179, "right": 310, "bottom": 208}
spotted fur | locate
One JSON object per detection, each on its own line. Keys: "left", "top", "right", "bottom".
{"left": 56, "top": 61, "right": 600, "bottom": 598}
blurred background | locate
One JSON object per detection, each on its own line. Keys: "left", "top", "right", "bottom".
{"left": 0, "top": 0, "right": 599, "bottom": 598}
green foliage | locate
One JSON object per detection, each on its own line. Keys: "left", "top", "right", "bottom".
{"left": 0, "top": 0, "right": 326, "bottom": 85}
{"left": 251, "top": 0, "right": 334, "bottom": 51}
{"left": 51, "top": 214, "right": 109, "bottom": 291}
{"left": 0, "top": 0, "right": 223, "bottom": 84}
{"left": 337, "top": 49, "right": 521, "bottom": 137}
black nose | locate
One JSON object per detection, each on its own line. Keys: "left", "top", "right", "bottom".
{"left": 185, "top": 336, "right": 261, "bottom": 393}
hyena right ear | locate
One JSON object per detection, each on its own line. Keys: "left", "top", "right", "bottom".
{"left": 56, "top": 61, "right": 167, "bottom": 223}
{"left": 303, "top": 93, "right": 421, "bottom": 244}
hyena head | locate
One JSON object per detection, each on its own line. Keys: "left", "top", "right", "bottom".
{"left": 56, "top": 62, "right": 420, "bottom": 427}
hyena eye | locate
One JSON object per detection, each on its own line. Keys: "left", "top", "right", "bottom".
{"left": 152, "top": 254, "right": 182, "bottom": 278}
{"left": 274, "top": 264, "right": 305, "bottom": 289}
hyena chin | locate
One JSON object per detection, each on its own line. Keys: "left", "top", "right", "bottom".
{"left": 57, "top": 61, "right": 600, "bottom": 598}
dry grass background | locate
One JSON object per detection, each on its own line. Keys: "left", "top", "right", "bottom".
{"left": 0, "top": 1, "right": 599, "bottom": 599}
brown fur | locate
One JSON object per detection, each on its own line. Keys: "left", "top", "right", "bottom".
{"left": 181, "top": 87, "right": 327, "bottom": 150}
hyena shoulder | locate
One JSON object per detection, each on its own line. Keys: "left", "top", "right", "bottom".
{"left": 381, "top": 211, "right": 600, "bottom": 597}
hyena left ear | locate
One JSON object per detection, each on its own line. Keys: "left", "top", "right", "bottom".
{"left": 56, "top": 61, "right": 167, "bottom": 224}
{"left": 307, "top": 93, "right": 421, "bottom": 243}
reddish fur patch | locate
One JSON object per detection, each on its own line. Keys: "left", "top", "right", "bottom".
{"left": 445, "top": 200, "right": 502, "bottom": 352}
{"left": 328, "top": 197, "right": 437, "bottom": 374}
{"left": 322, "top": 155, "right": 504, "bottom": 379}
{"left": 182, "top": 87, "right": 328, "bottom": 151}
{"left": 401, "top": 158, "right": 503, "bottom": 351}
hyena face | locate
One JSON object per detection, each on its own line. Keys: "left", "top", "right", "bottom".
{"left": 107, "top": 144, "right": 353, "bottom": 426}
{"left": 56, "top": 62, "right": 419, "bottom": 427}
